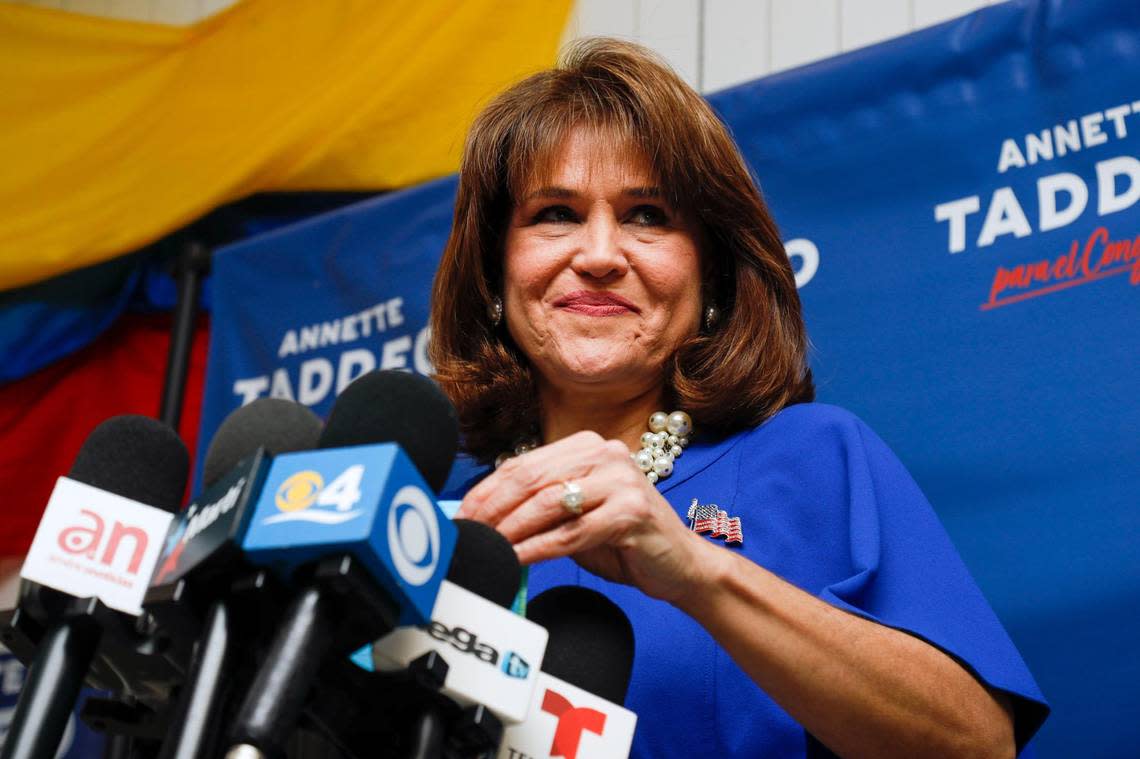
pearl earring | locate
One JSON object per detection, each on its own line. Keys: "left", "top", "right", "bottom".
{"left": 703, "top": 304, "right": 720, "bottom": 330}
{"left": 488, "top": 296, "right": 503, "bottom": 327}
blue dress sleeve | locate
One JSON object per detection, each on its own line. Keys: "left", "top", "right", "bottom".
{"left": 740, "top": 405, "right": 1049, "bottom": 753}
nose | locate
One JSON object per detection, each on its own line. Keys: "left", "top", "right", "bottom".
{"left": 571, "top": 209, "right": 629, "bottom": 281}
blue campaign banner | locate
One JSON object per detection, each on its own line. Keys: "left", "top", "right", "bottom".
{"left": 201, "top": 1, "right": 1139, "bottom": 755}
{"left": 709, "top": 3, "right": 1139, "bottom": 756}
{"left": 200, "top": 173, "right": 457, "bottom": 462}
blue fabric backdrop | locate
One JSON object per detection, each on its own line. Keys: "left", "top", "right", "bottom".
{"left": 200, "top": 2, "right": 1140, "bottom": 755}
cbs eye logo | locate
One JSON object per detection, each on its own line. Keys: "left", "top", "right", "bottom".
{"left": 388, "top": 485, "right": 441, "bottom": 586}
{"left": 264, "top": 466, "right": 364, "bottom": 525}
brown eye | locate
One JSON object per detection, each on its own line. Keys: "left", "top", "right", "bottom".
{"left": 628, "top": 205, "right": 669, "bottom": 226}
{"left": 533, "top": 205, "right": 577, "bottom": 224}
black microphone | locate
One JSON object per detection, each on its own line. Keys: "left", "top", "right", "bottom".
{"left": 149, "top": 398, "right": 323, "bottom": 759}
{"left": 317, "top": 369, "right": 459, "bottom": 493}
{"left": 493, "top": 587, "right": 638, "bottom": 759}
{"left": 400, "top": 519, "right": 523, "bottom": 759}
{"left": 525, "top": 587, "right": 634, "bottom": 705}
{"left": 227, "top": 371, "right": 461, "bottom": 759}
{"left": 1, "top": 416, "right": 187, "bottom": 759}
{"left": 202, "top": 398, "right": 325, "bottom": 488}
{"left": 446, "top": 519, "right": 523, "bottom": 608}
{"left": 291, "top": 520, "right": 524, "bottom": 759}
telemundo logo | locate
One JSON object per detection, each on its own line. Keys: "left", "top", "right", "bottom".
{"left": 387, "top": 485, "right": 441, "bottom": 586}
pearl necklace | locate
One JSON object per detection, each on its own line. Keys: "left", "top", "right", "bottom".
{"left": 633, "top": 410, "right": 692, "bottom": 484}
{"left": 496, "top": 410, "right": 693, "bottom": 486}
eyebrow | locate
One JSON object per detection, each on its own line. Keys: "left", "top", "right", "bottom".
{"left": 521, "top": 185, "right": 663, "bottom": 201}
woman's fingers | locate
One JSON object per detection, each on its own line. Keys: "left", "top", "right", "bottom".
{"left": 494, "top": 451, "right": 638, "bottom": 544}
{"left": 494, "top": 478, "right": 597, "bottom": 544}
{"left": 502, "top": 456, "right": 652, "bottom": 559}
{"left": 457, "top": 431, "right": 606, "bottom": 524}
{"left": 512, "top": 498, "right": 627, "bottom": 565}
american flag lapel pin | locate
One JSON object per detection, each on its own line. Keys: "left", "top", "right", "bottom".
{"left": 688, "top": 498, "right": 743, "bottom": 546}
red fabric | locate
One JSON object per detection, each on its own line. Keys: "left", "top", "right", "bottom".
{"left": 0, "top": 313, "right": 209, "bottom": 556}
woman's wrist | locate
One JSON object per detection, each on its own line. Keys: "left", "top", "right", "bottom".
{"left": 670, "top": 533, "right": 738, "bottom": 619}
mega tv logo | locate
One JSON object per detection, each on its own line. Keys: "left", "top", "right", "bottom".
{"left": 423, "top": 620, "right": 531, "bottom": 679}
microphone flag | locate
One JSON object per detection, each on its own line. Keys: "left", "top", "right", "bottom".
{"left": 149, "top": 449, "right": 271, "bottom": 589}
{"left": 372, "top": 579, "right": 549, "bottom": 724}
{"left": 20, "top": 477, "right": 175, "bottom": 616}
{"left": 242, "top": 442, "right": 457, "bottom": 624}
{"left": 496, "top": 671, "right": 637, "bottom": 759}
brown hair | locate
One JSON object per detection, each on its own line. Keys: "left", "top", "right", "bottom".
{"left": 429, "top": 37, "right": 813, "bottom": 463}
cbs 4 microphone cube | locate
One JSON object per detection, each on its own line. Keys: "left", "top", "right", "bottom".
{"left": 241, "top": 443, "right": 456, "bottom": 624}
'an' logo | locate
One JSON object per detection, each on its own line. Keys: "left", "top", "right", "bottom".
{"left": 541, "top": 689, "right": 606, "bottom": 759}
{"left": 57, "top": 509, "right": 150, "bottom": 574}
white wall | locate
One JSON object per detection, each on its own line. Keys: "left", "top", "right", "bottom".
{"left": 565, "top": 0, "right": 1006, "bottom": 92}
{"left": 14, "top": 0, "right": 1005, "bottom": 92}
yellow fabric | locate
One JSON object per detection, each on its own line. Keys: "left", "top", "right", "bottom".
{"left": 0, "top": 0, "right": 571, "bottom": 291}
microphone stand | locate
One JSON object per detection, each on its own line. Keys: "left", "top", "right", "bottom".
{"left": 0, "top": 586, "right": 125, "bottom": 759}
{"left": 159, "top": 239, "right": 211, "bottom": 431}
{"left": 2, "top": 614, "right": 99, "bottom": 759}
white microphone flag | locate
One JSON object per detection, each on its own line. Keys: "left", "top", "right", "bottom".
{"left": 497, "top": 671, "right": 637, "bottom": 759}
{"left": 20, "top": 476, "right": 174, "bottom": 616}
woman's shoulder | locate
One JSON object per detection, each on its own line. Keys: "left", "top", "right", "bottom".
{"left": 717, "top": 402, "right": 911, "bottom": 490}
{"left": 665, "top": 403, "right": 887, "bottom": 503}
{"left": 736, "top": 401, "right": 876, "bottom": 452}
{"left": 762, "top": 401, "right": 865, "bottom": 429}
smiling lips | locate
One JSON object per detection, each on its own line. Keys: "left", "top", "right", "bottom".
{"left": 553, "top": 290, "right": 640, "bottom": 316}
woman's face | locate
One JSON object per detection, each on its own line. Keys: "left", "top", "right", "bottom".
{"left": 502, "top": 129, "right": 703, "bottom": 399}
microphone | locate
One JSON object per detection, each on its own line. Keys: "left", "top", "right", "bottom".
{"left": 1, "top": 416, "right": 187, "bottom": 759}
{"left": 151, "top": 398, "right": 323, "bottom": 595}
{"left": 526, "top": 587, "right": 634, "bottom": 704}
{"left": 496, "top": 587, "right": 638, "bottom": 759}
{"left": 444, "top": 519, "right": 524, "bottom": 608}
{"left": 317, "top": 368, "right": 459, "bottom": 493}
{"left": 201, "top": 398, "right": 325, "bottom": 490}
{"left": 146, "top": 398, "right": 323, "bottom": 759}
{"left": 227, "top": 370, "right": 461, "bottom": 759}
{"left": 371, "top": 520, "right": 547, "bottom": 728}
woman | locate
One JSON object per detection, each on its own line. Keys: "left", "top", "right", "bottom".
{"left": 431, "top": 39, "right": 1047, "bottom": 758}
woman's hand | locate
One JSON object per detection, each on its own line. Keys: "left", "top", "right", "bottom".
{"left": 457, "top": 432, "right": 1017, "bottom": 759}
{"left": 455, "top": 430, "right": 712, "bottom": 605}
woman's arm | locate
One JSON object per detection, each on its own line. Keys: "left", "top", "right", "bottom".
{"left": 459, "top": 431, "right": 1016, "bottom": 759}
{"left": 676, "top": 539, "right": 1015, "bottom": 759}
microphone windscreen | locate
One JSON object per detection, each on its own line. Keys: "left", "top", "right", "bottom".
{"left": 202, "top": 398, "right": 323, "bottom": 487}
{"left": 317, "top": 370, "right": 459, "bottom": 493}
{"left": 445, "top": 519, "right": 521, "bottom": 608}
{"left": 68, "top": 415, "right": 189, "bottom": 513}
{"left": 526, "top": 586, "right": 635, "bottom": 704}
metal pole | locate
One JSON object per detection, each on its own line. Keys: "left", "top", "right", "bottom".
{"left": 159, "top": 241, "right": 211, "bottom": 431}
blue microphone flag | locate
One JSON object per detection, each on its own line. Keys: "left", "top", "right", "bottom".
{"left": 242, "top": 443, "right": 456, "bottom": 623}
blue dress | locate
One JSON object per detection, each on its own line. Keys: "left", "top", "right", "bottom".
{"left": 444, "top": 403, "right": 1049, "bottom": 758}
